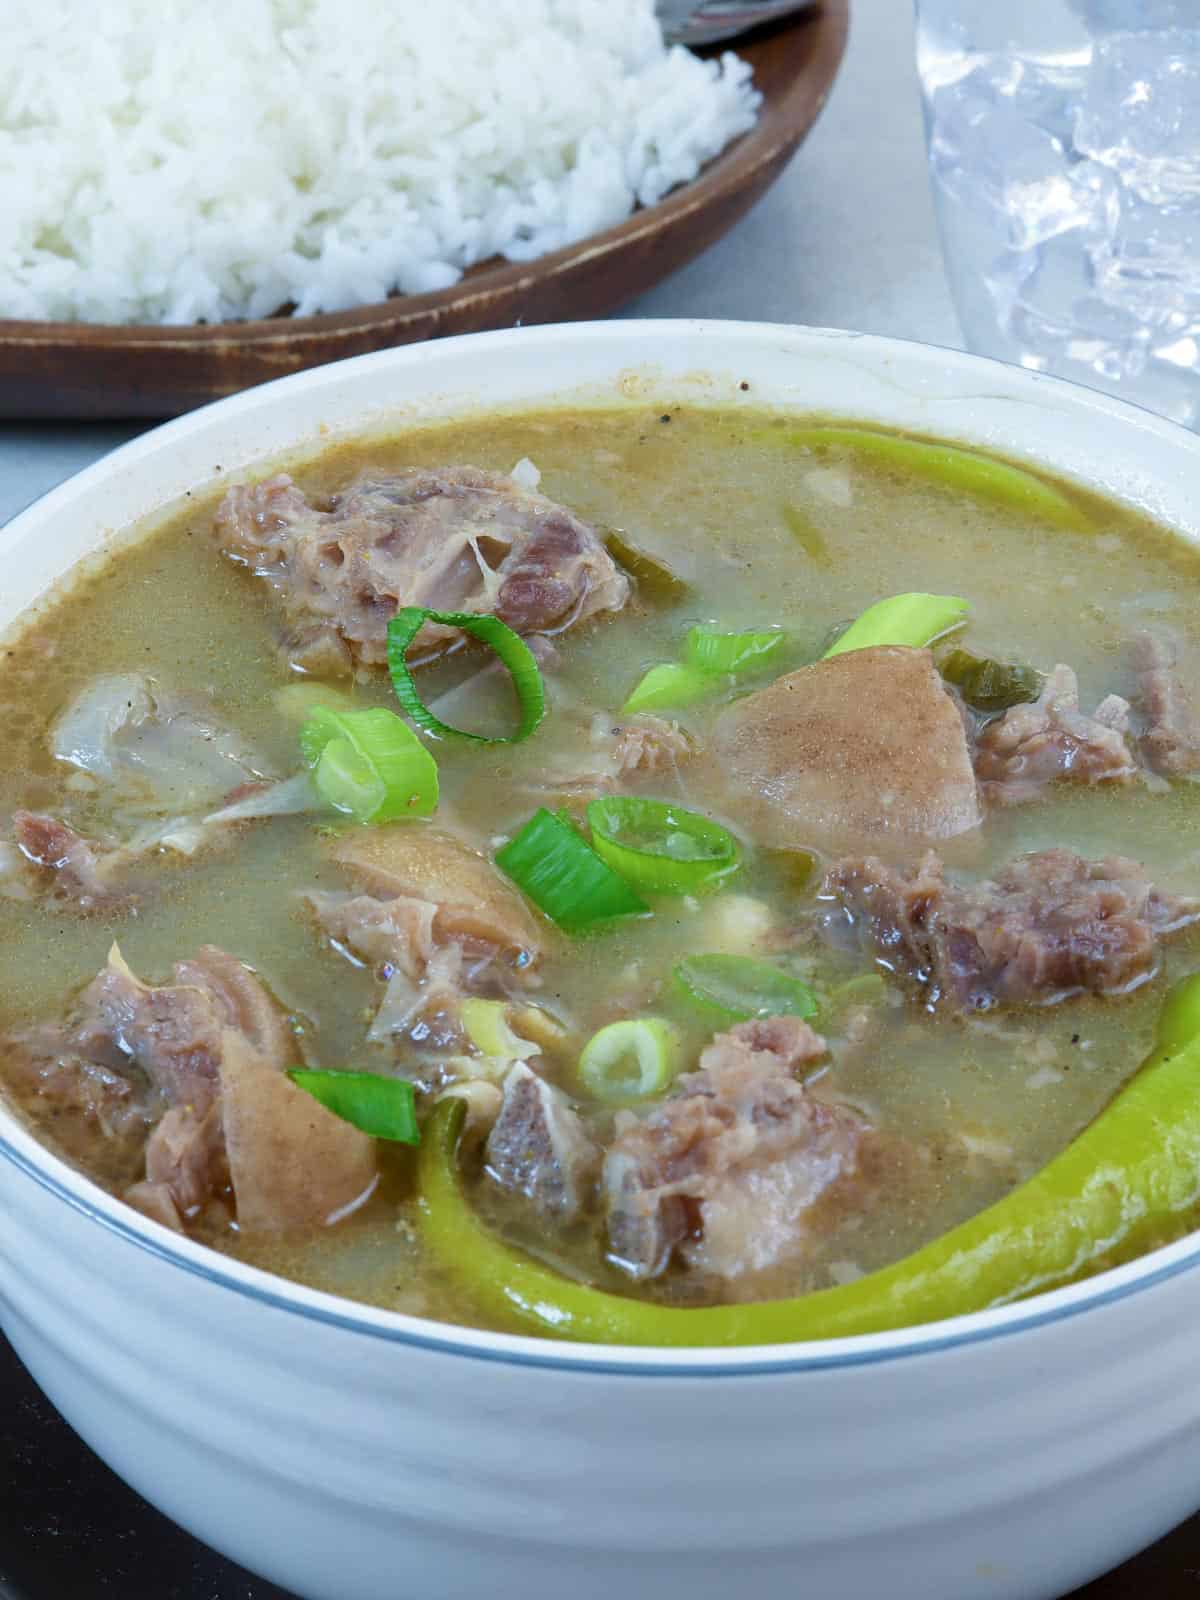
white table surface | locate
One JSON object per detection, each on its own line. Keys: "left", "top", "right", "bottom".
{"left": 0, "top": 0, "right": 961, "bottom": 526}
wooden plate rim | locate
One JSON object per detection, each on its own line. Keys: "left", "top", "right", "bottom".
{"left": 0, "top": 1, "right": 848, "bottom": 357}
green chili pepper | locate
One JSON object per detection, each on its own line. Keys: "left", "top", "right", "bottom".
{"left": 780, "top": 503, "right": 831, "bottom": 566}
{"left": 785, "top": 426, "right": 1092, "bottom": 531}
{"left": 604, "top": 530, "right": 690, "bottom": 599}
{"left": 416, "top": 975, "right": 1200, "bottom": 1345}
{"left": 940, "top": 648, "right": 1043, "bottom": 713}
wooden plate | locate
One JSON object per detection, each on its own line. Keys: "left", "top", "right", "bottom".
{"left": 1, "top": 3, "right": 848, "bottom": 421}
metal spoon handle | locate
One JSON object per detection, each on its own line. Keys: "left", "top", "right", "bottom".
{"left": 658, "top": 0, "right": 817, "bottom": 48}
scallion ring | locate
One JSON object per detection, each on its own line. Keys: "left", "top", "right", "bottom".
{"left": 386, "top": 607, "right": 545, "bottom": 743}
{"left": 587, "top": 796, "right": 740, "bottom": 896}
{"left": 578, "top": 1018, "right": 682, "bottom": 1102}
{"left": 299, "top": 706, "right": 438, "bottom": 824}
{"left": 288, "top": 1069, "right": 420, "bottom": 1143}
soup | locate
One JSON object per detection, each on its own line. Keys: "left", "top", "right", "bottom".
{"left": 2, "top": 406, "right": 1199, "bottom": 1342}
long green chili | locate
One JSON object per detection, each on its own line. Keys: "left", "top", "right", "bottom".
{"left": 786, "top": 426, "right": 1091, "bottom": 531}
{"left": 416, "top": 975, "right": 1200, "bottom": 1345}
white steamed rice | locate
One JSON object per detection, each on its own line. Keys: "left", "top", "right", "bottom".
{"left": 0, "top": 0, "right": 760, "bottom": 326}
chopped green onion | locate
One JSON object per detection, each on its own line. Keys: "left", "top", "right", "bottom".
{"left": 579, "top": 1018, "right": 682, "bottom": 1102}
{"left": 939, "top": 648, "right": 1043, "bottom": 713}
{"left": 586, "top": 796, "right": 739, "bottom": 896}
{"left": 460, "top": 998, "right": 541, "bottom": 1060}
{"left": 288, "top": 1069, "right": 419, "bottom": 1143}
{"left": 604, "top": 530, "right": 690, "bottom": 598}
{"left": 300, "top": 706, "right": 438, "bottom": 824}
{"left": 685, "top": 626, "right": 786, "bottom": 676}
{"left": 823, "top": 593, "right": 969, "bottom": 659}
{"left": 622, "top": 662, "right": 714, "bottom": 715}
{"left": 675, "top": 954, "right": 818, "bottom": 1022}
{"left": 786, "top": 427, "right": 1091, "bottom": 530}
{"left": 781, "top": 503, "right": 831, "bottom": 566}
{"left": 624, "top": 627, "right": 786, "bottom": 715}
{"left": 386, "top": 608, "right": 545, "bottom": 744}
{"left": 496, "top": 808, "right": 648, "bottom": 933}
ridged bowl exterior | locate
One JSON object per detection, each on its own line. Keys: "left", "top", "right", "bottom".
{"left": 2, "top": 321, "right": 1200, "bottom": 1600}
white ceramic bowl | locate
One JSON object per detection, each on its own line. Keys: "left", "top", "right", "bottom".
{"left": 3, "top": 322, "right": 1200, "bottom": 1600}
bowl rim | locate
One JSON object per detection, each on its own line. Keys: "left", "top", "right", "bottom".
{"left": 4, "top": 314, "right": 1200, "bottom": 1377}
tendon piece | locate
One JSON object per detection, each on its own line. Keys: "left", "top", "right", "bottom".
{"left": 217, "top": 1031, "right": 378, "bottom": 1234}
{"left": 822, "top": 849, "right": 1200, "bottom": 1013}
{"left": 603, "top": 1017, "right": 864, "bottom": 1282}
{"left": 50, "top": 672, "right": 270, "bottom": 813}
{"left": 313, "top": 826, "right": 544, "bottom": 985}
{"left": 974, "top": 664, "right": 1136, "bottom": 805}
{"left": 213, "top": 466, "right": 629, "bottom": 672}
{"left": 484, "top": 1061, "right": 600, "bottom": 1222}
{"left": 1133, "top": 629, "right": 1200, "bottom": 778}
{"left": 694, "top": 646, "right": 980, "bottom": 850}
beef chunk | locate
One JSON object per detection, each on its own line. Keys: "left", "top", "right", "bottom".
{"left": 79, "top": 943, "right": 288, "bottom": 1115}
{"left": 1134, "top": 630, "right": 1200, "bottom": 778}
{"left": 602, "top": 1017, "right": 869, "bottom": 1283}
{"left": 974, "top": 664, "right": 1136, "bottom": 805}
{"left": 0, "top": 1023, "right": 155, "bottom": 1178}
{"left": 693, "top": 646, "right": 980, "bottom": 851}
{"left": 12, "top": 811, "right": 129, "bottom": 912}
{"left": 128, "top": 1103, "right": 227, "bottom": 1232}
{"left": 213, "top": 466, "right": 629, "bottom": 672}
{"left": 821, "top": 848, "right": 1199, "bottom": 1013}
{"left": 4, "top": 945, "right": 377, "bottom": 1235}
{"left": 11, "top": 794, "right": 257, "bottom": 916}
{"left": 485, "top": 1062, "right": 599, "bottom": 1221}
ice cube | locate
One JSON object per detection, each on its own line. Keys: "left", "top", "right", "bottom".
{"left": 1074, "top": 0, "right": 1198, "bottom": 33}
{"left": 1002, "top": 58, "right": 1087, "bottom": 149}
{"left": 929, "top": 88, "right": 1096, "bottom": 249}
{"left": 1090, "top": 192, "right": 1200, "bottom": 322}
{"left": 1005, "top": 233, "right": 1096, "bottom": 345}
{"left": 1075, "top": 29, "right": 1200, "bottom": 203}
